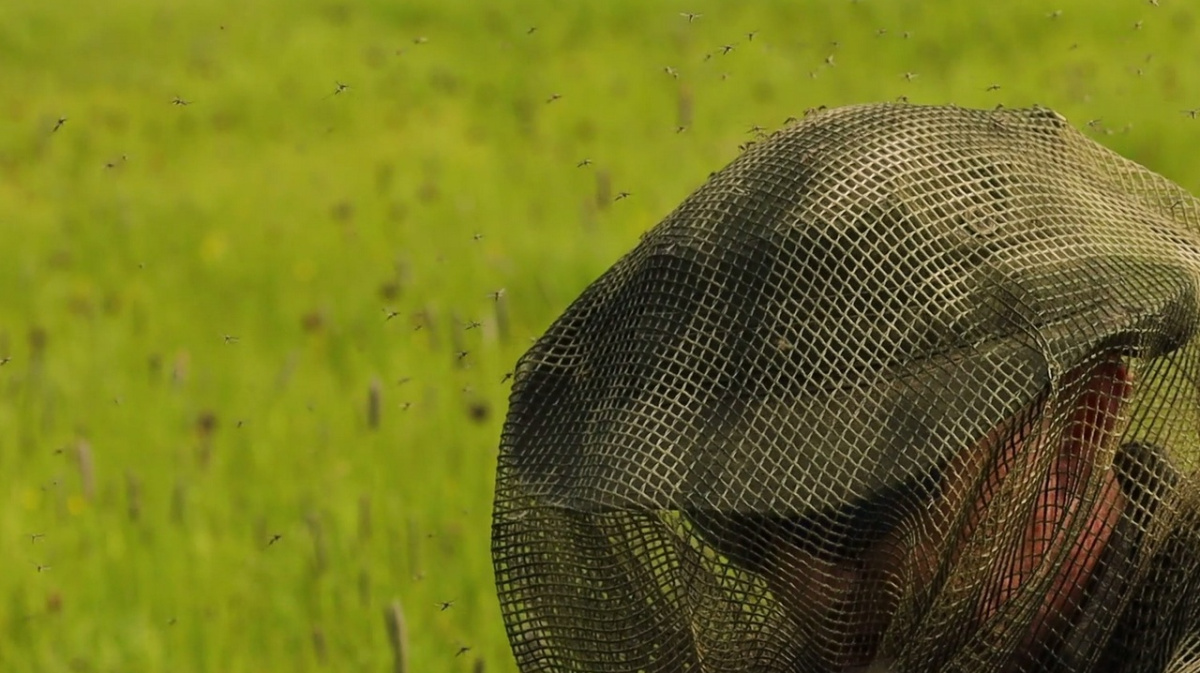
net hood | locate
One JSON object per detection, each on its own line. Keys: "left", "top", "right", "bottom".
{"left": 493, "top": 103, "right": 1200, "bottom": 672}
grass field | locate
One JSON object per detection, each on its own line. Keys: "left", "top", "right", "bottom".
{"left": 3, "top": 1, "right": 1200, "bottom": 671}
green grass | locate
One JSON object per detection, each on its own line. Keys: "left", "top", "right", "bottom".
{"left": 2, "top": 0, "right": 1200, "bottom": 671}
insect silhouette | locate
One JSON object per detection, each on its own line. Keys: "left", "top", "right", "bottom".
{"left": 747, "top": 31, "right": 758, "bottom": 41}
{"left": 473, "top": 232, "right": 484, "bottom": 241}
{"left": 465, "top": 320, "right": 482, "bottom": 331}
{"left": 680, "top": 12, "right": 702, "bottom": 22}
{"left": 721, "top": 44, "right": 736, "bottom": 55}
{"left": 29, "top": 533, "right": 45, "bottom": 543}
{"left": 502, "top": 372, "right": 514, "bottom": 383}
{"left": 0, "top": 356, "right": 10, "bottom": 365}
{"left": 320, "top": 82, "right": 350, "bottom": 100}
{"left": 488, "top": 288, "right": 506, "bottom": 301}
{"left": 664, "top": 66, "right": 679, "bottom": 79}
{"left": 223, "top": 335, "right": 239, "bottom": 344}
{"left": 986, "top": 83, "right": 1002, "bottom": 91}
{"left": 438, "top": 600, "right": 455, "bottom": 611}
{"left": 546, "top": 93, "right": 562, "bottom": 103}
{"left": 577, "top": 158, "right": 592, "bottom": 168}
{"left": 384, "top": 308, "right": 400, "bottom": 321}
{"left": 456, "top": 646, "right": 472, "bottom": 657}
{"left": 1184, "top": 109, "right": 1200, "bottom": 119}
{"left": 527, "top": 26, "right": 537, "bottom": 34}
{"left": 456, "top": 350, "right": 470, "bottom": 361}
{"left": 172, "top": 96, "right": 191, "bottom": 106}
{"left": 52, "top": 117, "right": 67, "bottom": 132}
{"left": 326, "top": 82, "right": 350, "bottom": 99}
{"left": 268, "top": 534, "right": 283, "bottom": 546}
{"left": 615, "top": 191, "right": 631, "bottom": 201}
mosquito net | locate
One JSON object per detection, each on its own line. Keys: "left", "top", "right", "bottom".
{"left": 492, "top": 103, "right": 1200, "bottom": 672}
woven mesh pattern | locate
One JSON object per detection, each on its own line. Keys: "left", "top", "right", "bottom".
{"left": 492, "top": 103, "right": 1200, "bottom": 672}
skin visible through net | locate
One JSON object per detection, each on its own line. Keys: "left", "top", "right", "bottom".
{"left": 767, "top": 357, "right": 1133, "bottom": 669}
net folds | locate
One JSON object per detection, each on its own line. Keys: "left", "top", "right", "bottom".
{"left": 493, "top": 103, "right": 1200, "bottom": 672}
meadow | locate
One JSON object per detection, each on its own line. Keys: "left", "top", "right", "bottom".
{"left": 3, "top": 0, "right": 1200, "bottom": 671}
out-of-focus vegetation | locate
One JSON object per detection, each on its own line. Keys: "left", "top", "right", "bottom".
{"left": 1, "top": 1, "right": 1199, "bottom": 671}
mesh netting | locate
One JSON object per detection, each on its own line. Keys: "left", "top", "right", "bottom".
{"left": 492, "top": 103, "right": 1200, "bottom": 672}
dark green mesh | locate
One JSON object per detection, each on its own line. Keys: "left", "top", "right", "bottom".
{"left": 493, "top": 103, "right": 1200, "bottom": 672}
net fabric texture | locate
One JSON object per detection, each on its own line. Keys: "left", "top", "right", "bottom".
{"left": 492, "top": 103, "right": 1200, "bottom": 672}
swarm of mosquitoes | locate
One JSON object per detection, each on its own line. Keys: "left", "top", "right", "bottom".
{"left": 21, "top": 3, "right": 1192, "bottom": 670}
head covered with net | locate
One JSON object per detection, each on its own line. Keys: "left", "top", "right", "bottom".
{"left": 491, "top": 103, "right": 1200, "bottom": 672}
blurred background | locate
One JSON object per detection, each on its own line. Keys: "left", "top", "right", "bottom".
{"left": 2, "top": 0, "right": 1199, "bottom": 670}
